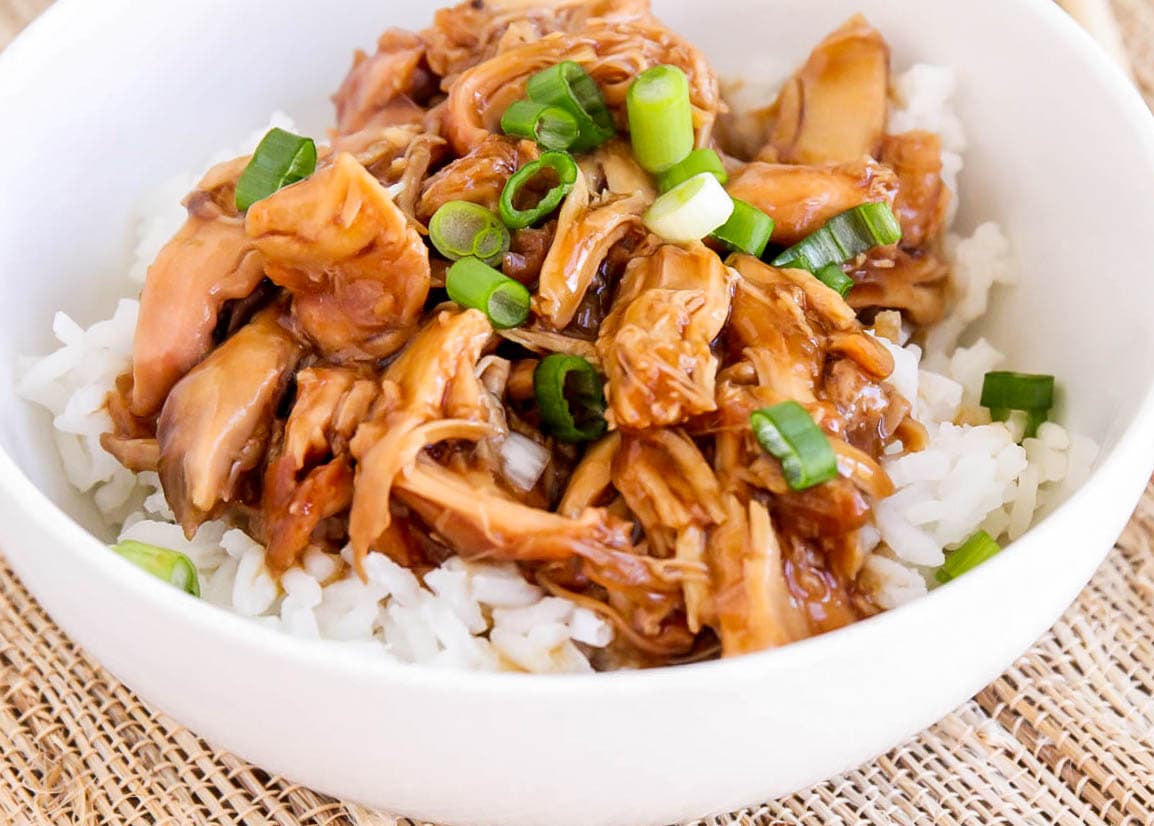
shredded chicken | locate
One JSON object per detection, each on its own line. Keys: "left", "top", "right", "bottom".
{"left": 347, "top": 309, "right": 495, "bottom": 573}
{"left": 761, "top": 15, "right": 889, "bottom": 165}
{"left": 726, "top": 159, "right": 898, "bottom": 246}
{"left": 156, "top": 308, "right": 303, "bottom": 535}
{"left": 881, "top": 130, "right": 951, "bottom": 249}
{"left": 533, "top": 171, "right": 647, "bottom": 328}
{"left": 442, "top": 19, "right": 720, "bottom": 155}
{"left": 246, "top": 152, "right": 431, "bottom": 361}
{"left": 848, "top": 249, "right": 951, "bottom": 326}
{"left": 417, "top": 135, "right": 539, "bottom": 224}
{"left": 131, "top": 159, "right": 265, "bottom": 417}
{"left": 333, "top": 30, "right": 435, "bottom": 135}
{"left": 597, "top": 243, "right": 732, "bottom": 429}
{"left": 109, "top": 6, "right": 959, "bottom": 668}
{"left": 261, "top": 367, "right": 379, "bottom": 572}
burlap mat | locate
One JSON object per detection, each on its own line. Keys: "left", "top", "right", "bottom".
{"left": 4, "top": 1, "right": 1154, "bottom": 823}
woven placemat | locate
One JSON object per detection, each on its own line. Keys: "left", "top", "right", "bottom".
{"left": 4, "top": 2, "right": 1154, "bottom": 824}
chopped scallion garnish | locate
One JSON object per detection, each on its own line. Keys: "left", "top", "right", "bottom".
{"left": 814, "top": 264, "right": 855, "bottom": 297}
{"left": 750, "top": 401, "right": 838, "bottom": 491}
{"left": 446, "top": 257, "right": 531, "bottom": 329}
{"left": 533, "top": 354, "right": 608, "bottom": 443}
{"left": 643, "top": 172, "right": 734, "bottom": 243}
{"left": 498, "top": 151, "right": 579, "bottom": 230}
{"left": 501, "top": 100, "right": 580, "bottom": 150}
{"left": 429, "top": 201, "right": 511, "bottom": 266}
{"left": 936, "top": 530, "right": 1002, "bottom": 583}
{"left": 657, "top": 148, "right": 728, "bottom": 193}
{"left": 526, "top": 61, "right": 615, "bottom": 151}
{"left": 235, "top": 128, "right": 318, "bottom": 212}
{"left": 111, "top": 540, "right": 200, "bottom": 596}
{"left": 981, "top": 371, "right": 1055, "bottom": 439}
{"left": 772, "top": 202, "right": 902, "bottom": 271}
{"left": 711, "top": 198, "right": 775, "bottom": 257}
{"left": 626, "top": 65, "right": 694, "bottom": 174}
{"left": 980, "top": 371, "right": 1055, "bottom": 412}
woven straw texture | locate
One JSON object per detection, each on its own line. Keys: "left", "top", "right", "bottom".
{"left": 4, "top": 1, "right": 1154, "bottom": 824}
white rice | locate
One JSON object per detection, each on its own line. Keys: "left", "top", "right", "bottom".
{"left": 15, "top": 67, "right": 1097, "bottom": 668}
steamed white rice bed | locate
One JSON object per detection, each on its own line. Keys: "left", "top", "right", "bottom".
{"left": 15, "top": 67, "right": 1098, "bottom": 669}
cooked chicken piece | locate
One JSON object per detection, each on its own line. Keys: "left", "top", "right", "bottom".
{"left": 727, "top": 255, "right": 893, "bottom": 402}
{"left": 506, "top": 359, "right": 539, "bottom": 402}
{"left": 442, "top": 20, "right": 719, "bottom": 155}
{"left": 498, "top": 327, "right": 601, "bottom": 365}
{"left": 824, "top": 358, "right": 910, "bottom": 457}
{"left": 397, "top": 457, "right": 640, "bottom": 570}
{"left": 782, "top": 531, "right": 864, "bottom": 633}
{"left": 581, "top": 139, "right": 657, "bottom": 199}
{"left": 348, "top": 310, "right": 495, "bottom": 570}
{"left": 282, "top": 368, "right": 379, "bottom": 469}
{"left": 724, "top": 256, "right": 905, "bottom": 499}
{"left": 534, "top": 172, "right": 648, "bottom": 328}
{"left": 762, "top": 15, "right": 889, "bottom": 165}
{"left": 726, "top": 160, "right": 898, "bottom": 247}
{"left": 263, "top": 458, "right": 356, "bottom": 573}
{"left": 393, "top": 133, "right": 450, "bottom": 222}
{"left": 331, "top": 123, "right": 424, "bottom": 182}
{"left": 333, "top": 30, "right": 436, "bottom": 135}
{"left": 157, "top": 309, "right": 303, "bottom": 535}
{"left": 847, "top": 249, "right": 950, "bottom": 326}
{"left": 423, "top": 0, "right": 653, "bottom": 80}
{"left": 99, "top": 435, "right": 160, "bottom": 473}
{"left": 260, "top": 367, "right": 379, "bottom": 571}
{"left": 613, "top": 430, "right": 725, "bottom": 632}
{"left": 503, "top": 223, "right": 556, "bottom": 285}
{"left": 613, "top": 430, "right": 724, "bottom": 556}
{"left": 830, "top": 437, "right": 894, "bottom": 502}
{"left": 710, "top": 497, "right": 808, "bottom": 655}
{"left": 881, "top": 130, "right": 950, "bottom": 249}
{"left": 598, "top": 244, "right": 732, "bottom": 430}
{"left": 131, "top": 164, "right": 266, "bottom": 417}
{"left": 246, "top": 152, "right": 431, "bottom": 361}
{"left": 558, "top": 432, "right": 621, "bottom": 515}
{"left": 417, "top": 136, "right": 539, "bottom": 223}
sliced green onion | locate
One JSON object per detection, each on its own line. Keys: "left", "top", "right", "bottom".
{"left": 111, "top": 540, "right": 200, "bottom": 597}
{"left": 626, "top": 65, "right": 694, "bottom": 174}
{"left": 936, "top": 530, "right": 1002, "bottom": 583}
{"left": 980, "top": 372, "right": 1055, "bottom": 412}
{"left": 772, "top": 202, "right": 902, "bottom": 271}
{"left": 643, "top": 172, "right": 734, "bottom": 243}
{"left": 533, "top": 354, "right": 608, "bottom": 443}
{"left": 429, "top": 201, "right": 511, "bottom": 266}
{"left": 501, "top": 100, "right": 580, "bottom": 151}
{"left": 814, "top": 264, "right": 855, "bottom": 297}
{"left": 446, "top": 257, "right": 531, "bottom": 329}
{"left": 657, "top": 149, "right": 728, "bottom": 193}
{"left": 774, "top": 230, "right": 844, "bottom": 273}
{"left": 235, "top": 128, "right": 318, "bottom": 212}
{"left": 526, "top": 61, "right": 615, "bottom": 151}
{"left": 499, "top": 151, "right": 579, "bottom": 230}
{"left": 750, "top": 401, "right": 838, "bottom": 491}
{"left": 711, "top": 198, "right": 775, "bottom": 256}
{"left": 830, "top": 202, "right": 902, "bottom": 251}
{"left": 984, "top": 371, "right": 1055, "bottom": 440}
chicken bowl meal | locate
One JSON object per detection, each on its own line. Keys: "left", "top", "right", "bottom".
{"left": 17, "top": 0, "right": 1100, "bottom": 674}
{"left": 8, "top": 0, "right": 1154, "bottom": 821}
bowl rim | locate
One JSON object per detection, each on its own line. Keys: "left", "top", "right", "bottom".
{"left": 3, "top": 0, "right": 1154, "bottom": 694}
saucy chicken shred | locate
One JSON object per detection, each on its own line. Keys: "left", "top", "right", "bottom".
{"left": 106, "top": 0, "right": 956, "bottom": 668}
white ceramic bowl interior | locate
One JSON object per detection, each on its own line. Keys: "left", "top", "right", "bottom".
{"left": 2, "top": 1, "right": 1154, "bottom": 824}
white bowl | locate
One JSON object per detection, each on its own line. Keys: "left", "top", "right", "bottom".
{"left": 2, "top": 1, "right": 1154, "bottom": 824}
